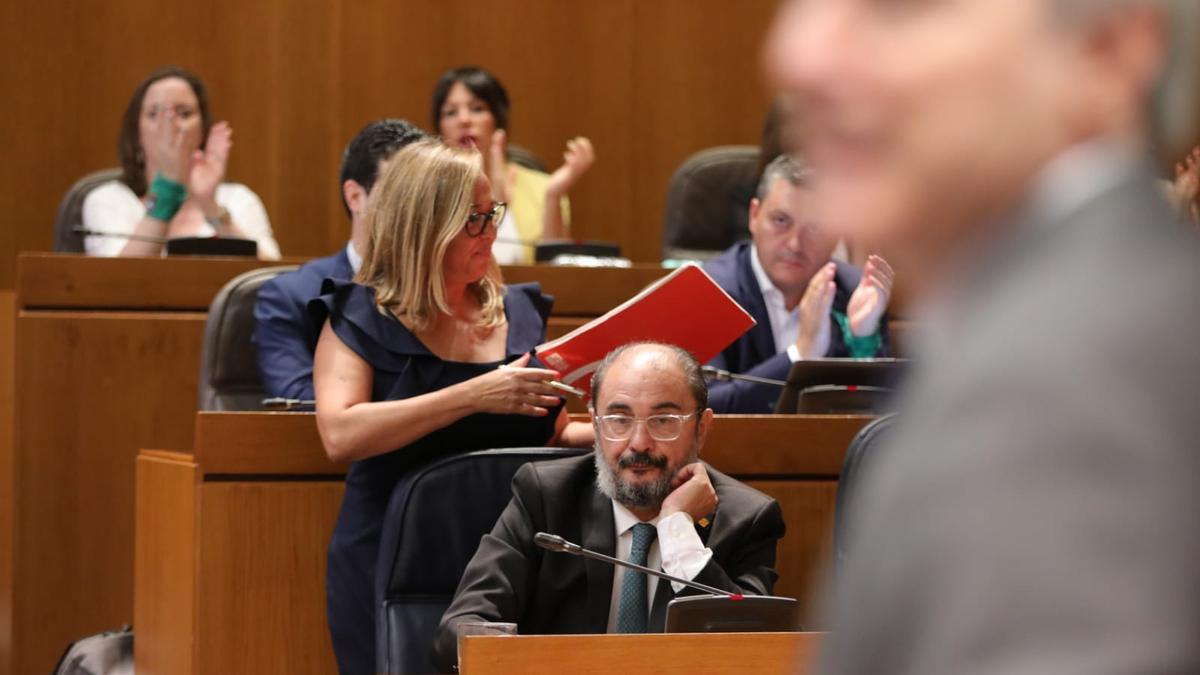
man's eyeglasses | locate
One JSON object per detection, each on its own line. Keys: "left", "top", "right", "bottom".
{"left": 465, "top": 202, "right": 506, "bottom": 237}
{"left": 594, "top": 412, "right": 699, "bottom": 442}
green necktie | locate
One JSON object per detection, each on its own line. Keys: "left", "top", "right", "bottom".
{"left": 615, "top": 522, "right": 657, "bottom": 633}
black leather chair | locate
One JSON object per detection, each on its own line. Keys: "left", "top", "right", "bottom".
{"left": 662, "top": 145, "right": 759, "bottom": 260}
{"left": 53, "top": 168, "right": 122, "bottom": 253}
{"left": 833, "top": 414, "right": 897, "bottom": 575}
{"left": 197, "top": 265, "right": 299, "bottom": 411}
{"left": 375, "top": 447, "right": 588, "bottom": 675}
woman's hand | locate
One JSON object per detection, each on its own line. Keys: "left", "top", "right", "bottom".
{"left": 465, "top": 352, "right": 563, "bottom": 416}
{"left": 545, "top": 137, "right": 595, "bottom": 198}
{"left": 144, "top": 107, "right": 192, "bottom": 183}
{"left": 488, "top": 129, "right": 511, "bottom": 203}
{"left": 189, "top": 121, "right": 232, "bottom": 210}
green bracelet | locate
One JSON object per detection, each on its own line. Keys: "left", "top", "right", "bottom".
{"left": 146, "top": 172, "right": 187, "bottom": 222}
{"left": 833, "top": 310, "right": 882, "bottom": 358}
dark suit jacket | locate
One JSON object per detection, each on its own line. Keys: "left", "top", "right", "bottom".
{"left": 702, "top": 241, "right": 889, "bottom": 413}
{"left": 252, "top": 247, "right": 354, "bottom": 401}
{"left": 430, "top": 454, "right": 785, "bottom": 672}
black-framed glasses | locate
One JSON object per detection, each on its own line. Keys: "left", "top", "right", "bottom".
{"left": 465, "top": 202, "right": 506, "bottom": 237}
{"left": 594, "top": 411, "right": 699, "bottom": 442}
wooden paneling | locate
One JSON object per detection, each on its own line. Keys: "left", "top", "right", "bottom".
{"left": 0, "top": 291, "right": 14, "bottom": 674}
{"left": 629, "top": 0, "right": 778, "bottom": 262}
{"left": 459, "top": 632, "right": 821, "bottom": 675}
{"left": 748, "top": 481, "right": 838, "bottom": 615}
{"left": 134, "top": 452, "right": 198, "bottom": 675}
{"left": 195, "top": 481, "right": 343, "bottom": 674}
{"left": 12, "top": 312, "right": 207, "bottom": 674}
{"left": 1, "top": 1, "right": 782, "bottom": 292}
{"left": 17, "top": 254, "right": 299, "bottom": 310}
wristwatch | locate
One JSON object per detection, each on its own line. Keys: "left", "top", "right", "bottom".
{"left": 205, "top": 206, "right": 232, "bottom": 229}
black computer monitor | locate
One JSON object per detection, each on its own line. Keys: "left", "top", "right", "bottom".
{"left": 166, "top": 236, "right": 258, "bottom": 257}
{"left": 773, "top": 358, "right": 907, "bottom": 414}
{"left": 664, "top": 595, "right": 801, "bottom": 633}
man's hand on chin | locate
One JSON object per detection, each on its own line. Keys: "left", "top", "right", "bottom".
{"left": 660, "top": 463, "right": 718, "bottom": 522}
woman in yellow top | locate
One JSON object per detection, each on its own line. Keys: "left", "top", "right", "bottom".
{"left": 432, "top": 66, "right": 595, "bottom": 264}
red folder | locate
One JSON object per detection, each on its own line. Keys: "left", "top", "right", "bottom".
{"left": 535, "top": 264, "right": 756, "bottom": 399}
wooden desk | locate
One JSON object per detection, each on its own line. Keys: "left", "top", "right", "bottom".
{"left": 134, "top": 412, "right": 867, "bottom": 674}
{"left": 5, "top": 253, "right": 666, "bottom": 674}
{"left": 459, "top": 632, "right": 822, "bottom": 675}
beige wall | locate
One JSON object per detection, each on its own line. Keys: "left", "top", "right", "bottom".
{"left": 0, "top": 0, "right": 781, "bottom": 289}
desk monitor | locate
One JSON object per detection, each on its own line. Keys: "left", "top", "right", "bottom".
{"left": 665, "top": 595, "right": 801, "bottom": 633}
{"left": 166, "top": 237, "right": 258, "bottom": 257}
{"left": 534, "top": 240, "right": 620, "bottom": 262}
{"left": 773, "top": 358, "right": 907, "bottom": 414}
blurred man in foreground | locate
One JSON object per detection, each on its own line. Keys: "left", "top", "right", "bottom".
{"left": 765, "top": 0, "right": 1200, "bottom": 672}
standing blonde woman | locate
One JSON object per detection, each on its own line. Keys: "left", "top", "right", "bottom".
{"left": 311, "top": 139, "right": 591, "bottom": 673}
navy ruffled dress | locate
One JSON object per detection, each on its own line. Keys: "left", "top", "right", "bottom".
{"left": 309, "top": 280, "right": 562, "bottom": 674}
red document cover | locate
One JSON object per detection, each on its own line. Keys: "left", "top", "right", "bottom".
{"left": 535, "top": 264, "right": 756, "bottom": 399}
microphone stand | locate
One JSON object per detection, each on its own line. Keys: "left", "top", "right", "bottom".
{"left": 701, "top": 366, "right": 787, "bottom": 388}
{"left": 72, "top": 226, "right": 168, "bottom": 244}
{"left": 534, "top": 532, "right": 739, "bottom": 598}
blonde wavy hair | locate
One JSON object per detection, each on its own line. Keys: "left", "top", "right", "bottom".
{"left": 354, "top": 139, "right": 505, "bottom": 331}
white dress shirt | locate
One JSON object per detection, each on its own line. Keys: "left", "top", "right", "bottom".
{"left": 605, "top": 501, "right": 713, "bottom": 632}
{"left": 748, "top": 245, "right": 804, "bottom": 363}
{"left": 81, "top": 179, "right": 281, "bottom": 259}
{"left": 345, "top": 240, "right": 363, "bottom": 275}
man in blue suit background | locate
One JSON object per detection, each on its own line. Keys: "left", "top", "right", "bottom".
{"left": 702, "top": 155, "right": 893, "bottom": 413}
{"left": 253, "top": 119, "right": 426, "bottom": 401}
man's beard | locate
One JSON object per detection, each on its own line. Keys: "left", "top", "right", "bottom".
{"left": 594, "top": 443, "right": 698, "bottom": 510}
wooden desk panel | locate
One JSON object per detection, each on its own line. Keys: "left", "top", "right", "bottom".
{"left": 134, "top": 451, "right": 197, "bottom": 675}
{"left": 136, "top": 413, "right": 865, "bottom": 674}
{"left": 195, "top": 481, "right": 343, "bottom": 675}
{"left": 0, "top": 290, "right": 13, "bottom": 673}
{"left": 13, "top": 311, "right": 207, "bottom": 674}
{"left": 17, "top": 253, "right": 292, "bottom": 310}
{"left": 459, "top": 632, "right": 821, "bottom": 675}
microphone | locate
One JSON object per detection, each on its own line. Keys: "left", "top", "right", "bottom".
{"left": 261, "top": 397, "right": 316, "bottom": 410}
{"left": 533, "top": 532, "right": 741, "bottom": 599}
{"left": 73, "top": 226, "right": 167, "bottom": 244}
{"left": 701, "top": 365, "right": 787, "bottom": 387}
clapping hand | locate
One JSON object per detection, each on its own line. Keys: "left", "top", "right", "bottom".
{"left": 847, "top": 255, "right": 895, "bottom": 337}
{"left": 546, "top": 137, "right": 595, "bottom": 198}
{"left": 795, "top": 262, "right": 837, "bottom": 359}
{"left": 488, "top": 128, "right": 511, "bottom": 203}
{"left": 189, "top": 121, "right": 232, "bottom": 207}
{"left": 144, "top": 106, "right": 192, "bottom": 183}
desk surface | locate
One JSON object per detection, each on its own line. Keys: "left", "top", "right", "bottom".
{"left": 16, "top": 253, "right": 669, "bottom": 313}
{"left": 459, "top": 631, "right": 822, "bottom": 675}
{"left": 191, "top": 411, "right": 868, "bottom": 478}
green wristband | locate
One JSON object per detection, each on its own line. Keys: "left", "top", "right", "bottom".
{"left": 833, "top": 310, "right": 882, "bottom": 358}
{"left": 146, "top": 172, "right": 187, "bottom": 221}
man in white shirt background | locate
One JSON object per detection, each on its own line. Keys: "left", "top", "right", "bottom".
{"left": 703, "top": 154, "right": 895, "bottom": 413}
